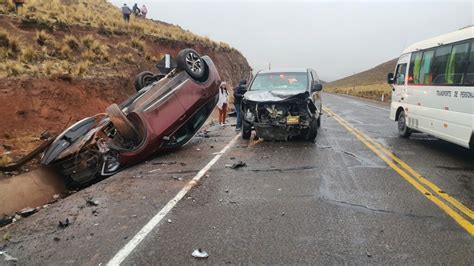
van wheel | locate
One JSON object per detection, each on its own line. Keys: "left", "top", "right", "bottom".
{"left": 398, "top": 110, "right": 411, "bottom": 138}
{"left": 106, "top": 104, "right": 139, "bottom": 141}
{"left": 242, "top": 121, "right": 251, "bottom": 140}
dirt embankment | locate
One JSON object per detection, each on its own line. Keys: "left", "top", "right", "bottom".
{"left": 0, "top": 15, "right": 251, "bottom": 163}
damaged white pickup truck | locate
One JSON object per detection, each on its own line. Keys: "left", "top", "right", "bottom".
{"left": 241, "top": 68, "right": 323, "bottom": 142}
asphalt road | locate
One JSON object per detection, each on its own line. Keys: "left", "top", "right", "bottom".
{"left": 1, "top": 93, "right": 473, "bottom": 265}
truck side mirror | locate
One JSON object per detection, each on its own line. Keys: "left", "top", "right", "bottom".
{"left": 387, "top": 73, "right": 394, "bottom": 84}
{"left": 311, "top": 83, "right": 323, "bottom": 92}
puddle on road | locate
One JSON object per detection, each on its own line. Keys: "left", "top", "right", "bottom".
{"left": 0, "top": 167, "right": 65, "bottom": 216}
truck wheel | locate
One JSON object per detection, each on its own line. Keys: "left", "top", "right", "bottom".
{"left": 177, "top": 49, "right": 206, "bottom": 80}
{"left": 242, "top": 121, "right": 251, "bottom": 140}
{"left": 106, "top": 103, "right": 139, "bottom": 141}
{"left": 306, "top": 119, "right": 318, "bottom": 142}
{"left": 398, "top": 110, "right": 411, "bottom": 138}
{"left": 134, "top": 71, "right": 155, "bottom": 92}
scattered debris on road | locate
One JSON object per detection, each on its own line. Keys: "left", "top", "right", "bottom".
{"left": 0, "top": 251, "right": 18, "bottom": 262}
{"left": 58, "top": 218, "right": 70, "bottom": 228}
{"left": 366, "top": 248, "right": 372, "bottom": 258}
{"left": 167, "top": 219, "right": 172, "bottom": 223}
{"left": 86, "top": 198, "right": 99, "bottom": 207}
{"left": 152, "top": 161, "right": 177, "bottom": 165}
{"left": 192, "top": 249, "right": 209, "bottom": 259}
{"left": 226, "top": 161, "right": 247, "bottom": 169}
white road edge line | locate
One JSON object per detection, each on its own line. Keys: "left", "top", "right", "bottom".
{"left": 107, "top": 133, "right": 241, "bottom": 266}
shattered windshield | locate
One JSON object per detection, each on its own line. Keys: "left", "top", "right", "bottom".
{"left": 250, "top": 72, "right": 308, "bottom": 91}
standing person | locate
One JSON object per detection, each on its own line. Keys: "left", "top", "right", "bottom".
{"left": 217, "top": 82, "right": 229, "bottom": 125}
{"left": 121, "top": 4, "right": 132, "bottom": 23}
{"left": 233, "top": 79, "right": 247, "bottom": 131}
{"left": 13, "top": 0, "right": 25, "bottom": 11}
{"left": 141, "top": 4, "right": 148, "bottom": 18}
{"left": 132, "top": 3, "right": 140, "bottom": 17}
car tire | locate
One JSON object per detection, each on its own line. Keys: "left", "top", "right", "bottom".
{"left": 106, "top": 103, "right": 139, "bottom": 141}
{"left": 242, "top": 121, "right": 251, "bottom": 140}
{"left": 177, "top": 49, "right": 206, "bottom": 80}
{"left": 306, "top": 118, "right": 318, "bottom": 142}
{"left": 317, "top": 115, "right": 321, "bottom": 127}
{"left": 134, "top": 71, "right": 155, "bottom": 92}
{"left": 398, "top": 110, "right": 411, "bottom": 138}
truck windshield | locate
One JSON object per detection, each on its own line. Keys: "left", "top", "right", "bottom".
{"left": 250, "top": 72, "right": 308, "bottom": 91}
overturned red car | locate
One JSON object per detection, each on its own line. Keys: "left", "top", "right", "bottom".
{"left": 32, "top": 49, "right": 220, "bottom": 187}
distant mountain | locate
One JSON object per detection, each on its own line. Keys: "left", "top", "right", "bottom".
{"left": 327, "top": 58, "right": 397, "bottom": 88}
{"left": 325, "top": 58, "right": 398, "bottom": 101}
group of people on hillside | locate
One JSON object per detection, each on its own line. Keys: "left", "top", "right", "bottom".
{"left": 121, "top": 3, "right": 148, "bottom": 23}
{"left": 217, "top": 80, "right": 247, "bottom": 131}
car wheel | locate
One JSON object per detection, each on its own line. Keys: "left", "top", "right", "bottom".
{"left": 134, "top": 71, "right": 155, "bottom": 92}
{"left": 177, "top": 49, "right": 206, "bottom": 80}
{"left": 306, "top": 118, "right": 318, "bottom": 142}
{"left": 242, "top": 121, "right": 251, "bottom": 140}
{"left": 398, "top": 110, "right": 411, "bottom": 138}
{"left": 106, "top": 103, "right": 139, "bottom": 141}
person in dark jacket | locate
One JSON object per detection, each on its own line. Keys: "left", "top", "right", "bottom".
{"left": 233, "top": 79, "right": 247, "bottom": 131}
{"left": 132, "top": 3, "right": 141, "bottom": 17}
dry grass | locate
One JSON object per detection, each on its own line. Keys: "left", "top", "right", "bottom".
{"left": 325, "top": 83, "right": 392, "bottom": 102}
{"left": 0, "top": 0, "right": 236, "bottom": 78}
{"left": 16, "top": 0, "right": 232, "bottom": 50}
{"left": 130, "top": 37, "right": 145, "bottom": 52}
{"left": 35, "top": 30, "right": 52, "bottom": 46}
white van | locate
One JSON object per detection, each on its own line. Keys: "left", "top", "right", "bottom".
{"left": 388, "top": 26, "right": 474, "bottom": 148}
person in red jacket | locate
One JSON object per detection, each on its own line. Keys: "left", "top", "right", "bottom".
{"left": 13, "top": 0, "right": 25, "bottom": 11}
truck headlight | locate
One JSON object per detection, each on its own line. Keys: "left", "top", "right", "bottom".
{"left": 245, "top": 109, "right": 255, "bottom": 122}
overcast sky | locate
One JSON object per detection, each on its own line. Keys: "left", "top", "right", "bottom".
{"left": 111, "top": 0, "right": 473, "bottom": 81}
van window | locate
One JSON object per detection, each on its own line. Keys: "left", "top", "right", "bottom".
{"left": 465, "top": 42, "right": 474, "bottom": 85}
{"left": 446, "top": 42, "right": 469, "bottom": 84}
{"left": 394, "top": 64, "right": 407, "bottom": 85}
{"left": 419, "top": 50, "right": 434, "bottom": 84}
{"left": 432, "top": 45, "right": 451, "bottom": 84}
{"left": 408, "top": 51, "right": 422, "bottom": 84}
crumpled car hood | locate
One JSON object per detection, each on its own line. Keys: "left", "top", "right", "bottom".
{"left": 244, "top": 90, "right": 307, "bottom": 102}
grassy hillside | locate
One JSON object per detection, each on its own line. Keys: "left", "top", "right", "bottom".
{"left": 0, "top": 0, "right": 236, "bottom": 79}
{"left": 325, "top": 58, "right": 397, "bottom": 101}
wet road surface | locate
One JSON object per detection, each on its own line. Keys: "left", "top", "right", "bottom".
{"left": 1, "top": 93, "right": 473, "bottom": 265}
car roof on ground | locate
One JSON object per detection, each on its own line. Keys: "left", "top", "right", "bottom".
{"left": 258, "top": 68, "right": 308, "bottom": 74}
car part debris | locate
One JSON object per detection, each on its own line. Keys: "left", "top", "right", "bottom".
{"left": 192, "top": 249, "right": 209, "bottom": 259}
{"left": 0, "top": 251, "right": 18, "bottom": 262}
{"left": 18, "top": 207, "right": 37, "bottom": 218}
{"left": 58, "top": 218, "right": 70, "bottom": 228}
{"left": 86, "top": 199, "right": 99, "bottom": 207}
{"left": 229, "top": 161, "right": 246, "bottom": 169}
{"left": 152, "top": 161, "right": 177, "bottom": 165}
{"left": 167, "top": 219, "right": 172, "bottom": 223}
{"left": 0, "top": 216, "right": 13, "bottom": 227}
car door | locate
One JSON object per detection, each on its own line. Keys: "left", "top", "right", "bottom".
{"left": 310, "top": 70, "right": 322, "bottom": 113}
{"left": 392, "top": 54, "right": 409, "bottom": 104}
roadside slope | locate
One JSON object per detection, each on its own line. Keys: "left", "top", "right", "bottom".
{"left": 325, "top": 58, "right": 397, "bottom": 101}
{"left": 0, "top": 1, "right": 251, "bottom": 166}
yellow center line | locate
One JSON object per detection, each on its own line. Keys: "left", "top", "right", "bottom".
{"left": 323, "top": 106, "right": 473, "bottom": 235}
{"left": 324, "top": 107, "right": 474, "bottom": 220}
